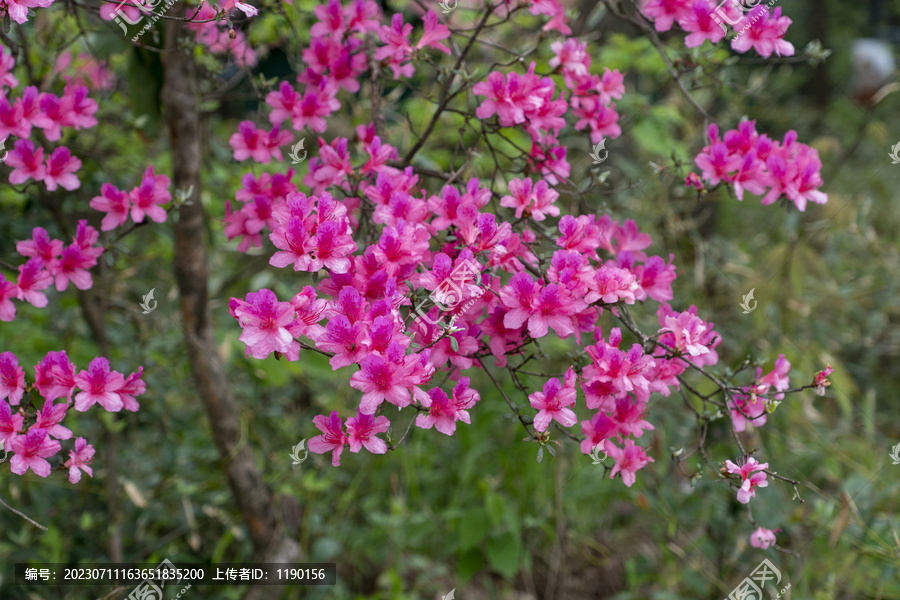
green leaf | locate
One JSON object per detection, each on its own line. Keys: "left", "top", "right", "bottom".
{"left": 485, "top": 492, "right": 504, "bottom": 528}
{"left": 486, "top": 532, "right": 522, "bottom": 579}
{"left": 458, "top": 508, "right": 490, "bottom": 551}
{"left": 456, "top": 548, "right": 483, "bottom": 582}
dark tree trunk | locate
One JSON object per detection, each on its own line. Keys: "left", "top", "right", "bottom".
{"left": 160, "top": 11, "right": 298, "bottom": 599}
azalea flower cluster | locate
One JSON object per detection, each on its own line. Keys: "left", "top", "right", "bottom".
{"left": 222, "top": 0, "right": 830, "bottom": 509}
{"left": 727, "top": 354, "right": 791, "bottom": 432}
{"left": 186, "top": 2, "right": 259, "bottom": 67}
{"left": 640, "top": 0, "right": 794, "bottom": 58}
{"left": 0, "top": 222, "right": 105, "bottom": 321}
{"left": 474, "top": 48, "right": 624, "bottom": 185}
{"left": 90, "top": 165, "right": 173, "bottom": 229}
{"left": 0, "top": 350, "right": 145, "bottom": 481}
{"left": 691, "top": 121, "right": 828, "bottom": 211}
{"left": 226, "top": 118, "right": 707, "bottom": 487}
{"left": 0, "top": 0, "right": 52, "bottom": 24}
{"left": 1, "top": 47, "right": 98, "bottom": 191}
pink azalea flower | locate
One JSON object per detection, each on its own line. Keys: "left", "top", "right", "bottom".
{"left": 118, "top": 366, "right": 146, "bottom": 412}
{"left": 73, "top": 357, "right": 126, "bottom": 412}
{"left": 724, "top": 455, "right": 769, "bottom": 504}
{"left": 64, "top": 436, "right": 95, "bottom": 483}
{"left": 41, "top": 146, "right": 81, "bottom": 191}
{"left": 659, "top": 311, "right": 712, "bottom": 357}
{"left": 0, "top": 44, "right": 18, "bottom": 89}
{"left": 416, "top": 11, "right": 451, "bottom": 54}
{"left": 34, "top": 350, "right": 77, "bottom": 401}
{"left": 33, "top": 400, "right": 73, "bottom": 440}
{"left": 641, "top": 0, "right": 692, "bottom": 32}
{"left": 10, "top": 429, "right": 61, "bottom": 477}
{"left": 3, "top": 0, "right": 54, "bottom": 26}
{"left": 316, "top": 315, "right": 370, "bottom": 369}
{"left": 731, "top": 7, "right": 794, "bottom": 59}
{"left": 529, "top": 371, "right": 578, "bottom": 432}
{"left": 16, "top": 227, "right": 63, "bottom": 265}
{"left": 0, "top": 352, "right": 25, "bottom": 405}
{"left": 0, "top": 275, "right": 16, "bottom": 321}
{"left": 53, "top": 244, "right": 96, "bottom": 292}
{"left": 223, "top": 0, "right": 257, "bottom": 17}
{"left": 580, "top": 412, "right": 619, "bottom": 454}
{"left": 346, "top": 411, "right": 390, "bottom": 454}
{"left": 307, "top": 410, "right": 347, "bottom": 466}
{"left": 678, "top": 0, "right": 727, "bottom": 47}
{"left": 416, "top": 381, "right": 477, "bottom": 436}
{"left": 729, "top": 392, "right": 767, "bottom": 432}
{"left": 129, "top": 165, "right": 171, "bottom": 223}
{"left": 63, "top": 82, "right": 99, "bottom": 129}
{"left": 350, "top": 347, "right": 411, "bottom": 414}
{"left": 757, "top": 354, "right": 790, "bottom": 399}
{"left": 0, "top": 400, "right": 24, "bottom": 451}
{"left": 229, "top": 289, "right": 301, "bottom": 361}
{"left": 230, "top": 121, "right": 275, "bottom": 163}
{"left": 814, "top": 364, "right": 833, "bottom": 396}
{"left": 90, "top": 183, "right": 132, "bottom": 231}
{"left": 5, "top": 139, "right": 47, "bottom": 185}
{"left": 0, "top": 96, "right": 29, "bottom": 139}
{"left": 750, "top": 527, "right": 777, "bottom": 549}
{"left": 603, "top": 438, "right": 654, "bottom": 487}
{"left": 292, "top": 83, "right": 340, "bottom": 132}
{"left": 15, "top": 258, "right": 53, "bottom": 308}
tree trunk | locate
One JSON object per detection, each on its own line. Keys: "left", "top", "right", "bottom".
{"left": 160, "top": 12, "right": 299, "bottom": 598}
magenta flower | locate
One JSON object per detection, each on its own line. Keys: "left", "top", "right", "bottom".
{"left": 729, "top": 392, "right": 767, "bottom": 432}
{"left": 350, "top": 351, "right": 411, "bottom": 414}
{"left": 679, "top": 0, "right": 727, "bottom": 48}
{"left": 16, "top": 227, "right": 63, "bottom": 264}
{"left": 63, "top": 82, "right": 99, "bottom": 129}
{"left": 15, "top": 258, "right": 53, "bottom": 308}
{"left": 814, "top": 364, "right": 833, "bottom": 396}
{"left": 0, "top": 96, "right": 29, "bottom": 140}
{"left": 757, "top": 354, "right": 790, "bottom": 399}
{"left": 118, "top": 366, "right": 146, "bottom": 412}
{"left": 54, "top": 245, "right": 96, "bottom": 292}
{"left": 731, "top": 7, "right": 794, "bottom": 59}
{"left": 588, "top": 264, "right": 639, "bottom": 305}
{"left": 529, "top": 374, "right": 578, "bottom": 432}
{"left": 129, "top": 165, "right": 171, "bottom": 223}
{"left": 416, "top": 11, "right": 451, "bottom": 54}
{"left": 230, "top": 289, "right": 301, "bottom": 361}
{"left": 5, "top": 139, "right": 47, "bottom": 185}
{"left": 0, "top": 400, "right": 24, "bottom": 451}
{"left": 0, "top": 275, "right": 16, "bottom": 321}
{"left": 10, "top": 429, "right": 61, "bottom": 477}
{"left": 580, "top": 412, "right": 618, "bottom": 455}
{"left": 73, "top": 357, "right": 126, "bottom": 412}
{"left": 64, "top": 436, "right": 95, "bottom": 483}
{"left": 346, "top": 411, "right": 390, "bottom": 454}
{"left": 750, "top": 527, "right": 777, "bottom": 549}
{"left": 311, "top": 0, "right": 345, "bottom": 37}
{"left": 641, "top": 0, "right": 692, "bottom": 32}
{"left": 222, "top": 0, "right": 257, "bottom": 17}
{"left": 90, "top": 183, "right": 132, "bottom": 231}
{"left": 416, "top": 387, "right": 463, "bottom": 436}
{"left": 41, "top": 146, "right": 81, "bottom": 191}
{"left": 307, "top": 410, "right": 347, "bottom": 466}
{"left": 0, "top": 352, "right": 25, "bottom": 405}
{"left": 725, "top": 456, "right": 769, "bottom": 504}
{"left": 603, "top": 438, "right": 654, "bottom": 487}
{"left": 316, "top": 315, "right": 370, "bottom": 369}
{"left": 34, "top": 350, "right": 77, "bottom": 401}
{"left": 659, "top": 311, "right": 711, "bottom": 357}
{"left": 33, "top": 400, "right": 73, "bottom": 440}
{"left": 0, "top": 44, "right": 18, "bottom": 88}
